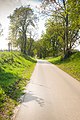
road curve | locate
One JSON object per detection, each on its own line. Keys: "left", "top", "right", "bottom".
{"left": 14, "top": 60, "right": 80, "bottom": 120}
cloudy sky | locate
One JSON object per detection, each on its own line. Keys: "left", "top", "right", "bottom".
{"left": 0, "top": 0, "right": 44, "bottom": 49}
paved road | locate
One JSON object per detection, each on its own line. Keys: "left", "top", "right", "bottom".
{"left": 14, "top": 60, "right": 80, "bottom": 120}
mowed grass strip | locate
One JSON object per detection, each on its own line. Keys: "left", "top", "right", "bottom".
{"left": 48, "top": 52, "right": 80, "bottom": 81}
{"left": 0, "top": 51, "right": 36, "bottom": 120}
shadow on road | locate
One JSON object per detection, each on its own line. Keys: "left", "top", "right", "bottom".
{"left": 23, "top": 91, "right": 45, "bottom": 107}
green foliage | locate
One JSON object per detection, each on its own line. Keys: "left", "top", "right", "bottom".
{"left": 36, "top": 19, "right": 63, "bottom": 58}
{"left": 8, "top": 6, "right": 36, "bottom": 54}
{"left": 49, "top": 52, "right": 80, "bottom": 81}
{"left": 0, "top": 51, "right": 36, "bottom": 120}
{"left": 41, "top": 0, "right": 80, "bottom": 58}
{"left": 26, "top": 38, "right": 35, "bottom": 57}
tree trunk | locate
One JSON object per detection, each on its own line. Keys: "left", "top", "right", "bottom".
{"left": 63, "top": 33, "right": 66, "bottom": 56}
{"left": 22, "top": 24, "right": 27, "bottom": 54}
{"left": 23, "top": 30, "right": 27, "bottom": 54}
{"left": 63, "top": 0, "right": 70, "bottom": 58}
{"left": 28, "top": 32, "right": 33, "bottom": 56}
{"left": 65, "top": 13, "right": 68, "bottom": 51}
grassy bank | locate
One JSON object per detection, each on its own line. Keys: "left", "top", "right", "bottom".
{"left": 0, "top": 51, "right": 36, "bottom": 120}
{"left": 48, "top": 52, "right": 80, "bottom": 81}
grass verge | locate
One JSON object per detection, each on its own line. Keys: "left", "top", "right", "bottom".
{"left": 48, "top": 52, "right": 80, "bottom": 81}
{"left": 0, "top": 51, "right": 36, "bottom": 120}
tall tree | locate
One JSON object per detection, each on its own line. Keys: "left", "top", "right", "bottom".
{"left": 9, "top": 6, "right": 36, "bottom": 54}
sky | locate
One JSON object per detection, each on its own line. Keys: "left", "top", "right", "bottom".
{"left": 0, "top": 0, "right": 45, "bottom": 50}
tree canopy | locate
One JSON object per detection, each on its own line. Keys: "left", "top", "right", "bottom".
{"left": 8, "top": 6, "right": 36, "bottom": 54}
{"left": 36, "top": 0, "right": 80, "bottom": 58}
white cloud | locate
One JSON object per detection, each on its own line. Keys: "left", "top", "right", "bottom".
{"left": 0, "top": 0, "right": 44, "bottom": 49}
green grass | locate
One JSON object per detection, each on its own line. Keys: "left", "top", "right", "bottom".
{"left": 0, "top": 51, "right": 36, "bottom": 120}
{"left": 48, "top": 52, "right": 80, "bottom": 81}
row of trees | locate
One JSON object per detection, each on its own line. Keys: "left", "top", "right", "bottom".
{"left": 8, "top": 1, "right": 80, "bottom": 59}
{"left": 36, "top": 0, "right": 80, "bottom": 58}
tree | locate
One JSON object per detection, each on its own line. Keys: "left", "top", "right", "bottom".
{"left": 9, "top": 6, "right": 36, "bottom": 54}
{"left": 46, "top": 18, "right": 64, "bottom": 56}
{"left": 36, "top": 19, "right": 63, "bottom": 58}
{"left": 41, "top": 0, "right": 80, "bottom": 58}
